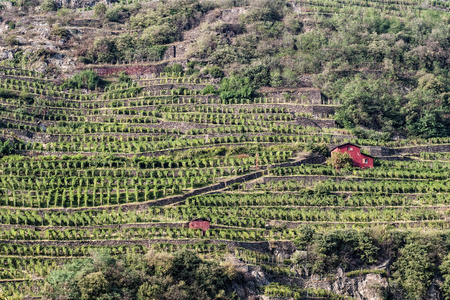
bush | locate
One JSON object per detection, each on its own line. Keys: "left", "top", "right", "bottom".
{"left": 312, "top": 229, "right": 379, "bottom": 273}
{"left": 5, "top": 35, "right": 19, "bottom": 46}
{"left": 392, "top": 243, "right": 434, "bottom": 300}
{"left": 240, "top": 0, "right": 285, "bottom": 23}
{"left": 305, "top": 143, "right": 329, "bottom": 156}
{"left": 105, "top": 6, "right": 129, "bottom": 22}
{"left": 77, "top": 56, "right": 92, "bottom": 64}
{"left": 105, "top": 7, "right": 120, "bottom": 22}
{"left": 118, "top": 72, "right": 132, "bottom": 84}
{"left": 142, "top": 24, "right": 177, "bottom": 45}
{"left": 240, "top": 64, "right": 271, "bottom": 88}
{"left": 6, "top": 21, "right": 16, "bottom": 30}
{"left": 19, "top": 92, "right": 34, "bottom": 104}
{"left": 0, "top": 141, "right": 14, "bottom": 158}
{"left": 44, "top": 249, "right": 238, "bottom": 300}
{"left": 204, "top": 66, "right": 224, "bottom": 78}
{"left": 40, "top": 0, "right": 57, "bottom": 12}
{"left": 51, "top": 25, "right": 70, "bottom": 39}
{"left": 163, "top": 64, "right": 184, "bottom": 75}
{"left": 219, "top": 76, "right": 255, "bottom": 100}
{"left": 284, "top": 13, "right": 303, "bottom": 34}
{"left": 346, "top": 269, "right": 387, "bottom": 278}
{"left": 62, "top": 70, "right": 105, "bottom": 91}
{"left": 202, "top": 85, "right": 217, "bottom": 95}
{"left": 94, "top": 2, "right": 107, "bottom": 17}
{"left": 0, "top": 89, "right": 17, "bottom": 99}
{"left": 327, "top": 151, "right": 353, "bottom": 169}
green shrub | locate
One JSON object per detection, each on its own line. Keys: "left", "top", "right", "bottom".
{"left": 346, "top": 269, "right": 387, "bottom": 278}
{"left": 392, "top": 243, "right": 434, "bottom": 300}
{"left": 0, "top": 141, "right": 14, "bottom": 158}
{"left": 305, "top": 143, "right": 329, "bottom": 156}
{"left": 202, "top": 85, "right": 217, "bottom": 95}
{"left": 118, "top": 72, "right": 132, "bottom": 84}
{"left": 142, "top": 24, "right": 177, "bottom": 45}
{"left": 44, "top": 249, "right": 238, "bottom": 300}
{"left": 0, "top": 89, "right": 17, "bottom": 99}
{"left": 105, "top": 6, "right": 129, "bottom": 22}
{"left": 51, "top": 25, "right": 70, "bottom": 39}
{"left": 93, "top": 2, "right": 107, "bottom": 17}
{"left": 62, "top": 70, "right": 105, "bottom": 91}
{"left": 327, "top": 151, "right": 353, "bottom": 169}
{"left": 219, "top": 76, "right": 255, "bottom": 100}
{"left": 204, "top": 66, "right": 224, "bottom": 78}
{"left": 240, "top": 0, "right": 285, "bottom": 23}
{"left": 163, "top": 64, "right": 184, "bottom": 75}
{"left": 6, "top": 21, "right": 16, "bottom": 30}
{"left": 77, "top": 56, "right": 92, "bottom": 64}
{"left": 5, "top": 35, "right": 19, "bottom": 46}
{"left": 40, "top": 0, "right": 57, "bottom": 12}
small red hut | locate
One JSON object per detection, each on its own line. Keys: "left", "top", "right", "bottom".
{"left": 189, "top": 218, "right": 210, "bottom": 232}
{"left": 331, "top": 143, "right": 374, "bottom": 168}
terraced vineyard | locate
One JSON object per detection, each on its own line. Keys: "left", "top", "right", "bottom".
{"left": 292, "top": 0, "right": 450, "bottom": 16}
{"left": 0, "top": 64, "right": 450, "bottom": 298}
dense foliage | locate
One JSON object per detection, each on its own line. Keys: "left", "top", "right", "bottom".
{"left": 327, "top": 151, "right": 353, "bottom": 169}
{"left": 187, "top": 1, "right": 450, "bottom": 138}
{"left": 292, "top": 227, "right": 450, "bottom": 299}
{"left": 43, "top": 249, "right": 238, "bottom": 300}
{"left": 0, "top": 140, "right": 14, "bottom": 158}
{"left": 62, "top": 70, "right": 105, "bottom": 90}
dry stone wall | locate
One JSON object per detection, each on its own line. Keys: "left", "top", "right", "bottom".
{"left": 366, "top": 144, "right": 450, "bottom": 157}
{"left": 260, "top": 88, "right": 323, "bottom": 105}
{"left": 90, "top": 60, "right": 187, "bottom": 77}
{"left": 296, "top": 117, "right": 335, "bottom": 128}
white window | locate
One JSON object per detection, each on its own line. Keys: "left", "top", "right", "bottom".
{"left": 363, "top": 159, "right": 368, "bottom": 164}
{"left": 347, "top": 147, "right": 353, "bottom": 151}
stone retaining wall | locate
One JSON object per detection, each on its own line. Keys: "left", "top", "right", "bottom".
{"left": 395, "top": 144, "right": 450, "bottom": 155}
{"left": 261, "top": 89, "right": 322, "bottom": 105}
{"left": 312, "top": 105, "right": 336, "bottom": 117}
{"left": 91, "top": 60, "right": 187, "bottom": 77}
{"left": 142, "top": 83, "right": 209, "bottom": 92}
{"left": 366, "top": 144, "right": 450, "bottom": 157}
{"left": 296, "top": 117, "right": 335, "bottom": 128}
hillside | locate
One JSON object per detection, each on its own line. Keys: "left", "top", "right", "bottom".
{"left": 1, "top": 0, "right": 450, "bottom": 299}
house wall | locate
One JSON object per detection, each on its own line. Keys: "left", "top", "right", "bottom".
{"left": 189, "top": 221, "right": 210, "bottom": 231}
{"left": 332, "top": 146, "right": 373, "bottom": 168}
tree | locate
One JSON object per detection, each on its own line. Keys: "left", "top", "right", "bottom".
{"left": 440, "top": 253, "right": 450, "bottom": 300}
{"left": 43, "top": 249, "right": 238, "bottom": 300}
{"left": 77, "top": 272, "right": 109, "bottom": 300}
{"left": 327, "top": 152, "right": 353, "bottom": 169}
{"left": 392, "top": 243, "right": 434, "bottom": 299}
{"left": 335, "top": 76, "right": 402, "bottom": 132}
{"left": 402, "top": 76, "right": 450, "bottom": 138}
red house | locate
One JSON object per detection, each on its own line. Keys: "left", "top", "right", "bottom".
{"left": 189, "top": 218, "right": 210, "bottom": 232}
{"left": 331, "top": 143, "right": 374, "bottom": 168}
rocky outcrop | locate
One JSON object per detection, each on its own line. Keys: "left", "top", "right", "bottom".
{"left": 230, "top": 256, "right": 269, "bottom": 300}
{"left": 55, "top": 0, "right": 106, "bottom": 8}
{"left": 306, "top": 268, "right": 389, "bottom": 300}
{"left": 427, "top": 278, "right": 443, "bottom": 300}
